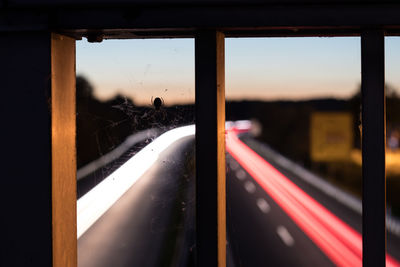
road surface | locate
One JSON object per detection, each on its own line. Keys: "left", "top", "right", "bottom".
{"left": 78, "top": 135, "right": 196, "bottom": 267}
{"left": 226, "top": 130, "right": 400, "bottom": 267}
{"left": 78, "top": 125, "right": 400, "bottom": 266}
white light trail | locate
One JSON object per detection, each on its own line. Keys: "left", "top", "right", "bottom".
{"left": 77, "top": 125, "right": 195, "bottom": 239}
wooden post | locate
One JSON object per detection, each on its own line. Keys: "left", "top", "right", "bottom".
{"left": 51, "top": 33, "right": 77, "bottom": 267}
{"left": 0, "top": 33, "right": 76, "bottom": 267}
{"left": 361, "top": 29, "right": 386, "bottom": 267}
{"left": 195, "top": 30, "right": 226, "bottom": 267}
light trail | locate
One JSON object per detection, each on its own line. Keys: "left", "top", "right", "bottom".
{"left": 226, "top": 129, "right": 400, "bottom": 267}
{"left": 77, "top": 125, "right": 195, "bottom": 238}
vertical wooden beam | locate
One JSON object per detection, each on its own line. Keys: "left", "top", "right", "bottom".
{"left": 361, "top": 29, "right": 386, "bottom": 267}
{"left": 195, "top": 30, "right": 226, "bottom": 267}
{"left": 51, "top": 33, "right": 77, "bottom": 267}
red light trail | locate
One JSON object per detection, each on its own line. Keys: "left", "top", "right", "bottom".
{"left": 226, "top": 129, "right": 400, "bottom": 267}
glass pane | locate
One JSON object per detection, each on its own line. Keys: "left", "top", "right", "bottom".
{"left": 386, "top": 36, "right": 400, "bottom": 262}
{"left": 76, "top": 39, "right": 195, "bottom": 267}
{"left": 225, "top": 37, "right": 372, "bottom": 266}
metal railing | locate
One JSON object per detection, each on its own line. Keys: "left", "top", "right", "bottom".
{"left": 1, "top": 2, "right": 399, "bottom": 266}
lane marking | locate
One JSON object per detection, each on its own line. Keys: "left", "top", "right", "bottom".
{"left": 248, "top": 139, "right": 363, "bottom": 215}
{"left": 277, "top": 225, "right": 295, "bottom": 247}
{"left": 235, "top": 169, "right": 246, "bottom": 180}
{"left": 227, "top": 131, "right": 361, "bottom": 266}
{"left": 253, "top": 139, "right": 400, "bottom": 238}
{"left": 256, "top": 198, "right": 271, "bottom": 213}
{"left": 244, "top": 181, "right": 256, "bottom": 194}
{"left": 227, "top": 129, "right": 400, "bottom": 266}
{"left": 230, "top": 161, "right": 239, "bottom": 171}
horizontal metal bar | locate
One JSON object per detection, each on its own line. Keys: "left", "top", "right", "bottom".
{"left": 3, "top": 5, "right": 400, "bottom": 38}
{"left": 3, "top": 0, "right": 400, "bottom": 8}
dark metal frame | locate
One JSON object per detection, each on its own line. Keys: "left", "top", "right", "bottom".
{"left": 195, "top": 30, "right": 226, "bottom": 267}
{"left": 361, "top": 29, "right": 386, "bottom": 267}
{"left": 0, "top": 2, "right": 395, "bottom": 266}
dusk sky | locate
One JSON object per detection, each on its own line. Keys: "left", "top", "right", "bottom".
{"left": 76, "top": 37, "right": 400, "bottom": 106}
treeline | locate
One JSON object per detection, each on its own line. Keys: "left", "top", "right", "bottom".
{"left": 226, "top": 98, "right": 359, "bottom": 167}
{"left": 76, "top": 76, "right": 194, "bottom": 168}
{"left": 77, "top": 75, "right": 400, "bottom": 172}
{"left": 227, "top": 89, "right": 400, "bottom": 168}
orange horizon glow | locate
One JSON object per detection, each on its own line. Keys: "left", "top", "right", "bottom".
{"left": 77, "top": 37, "right": 400, "bottom": 106}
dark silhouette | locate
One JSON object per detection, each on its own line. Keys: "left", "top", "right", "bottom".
{"left": 152, "top": 96, "right": 164, "bottom": 110}
{"left": 76, "top": 76, "right": 136, "bottom": 168}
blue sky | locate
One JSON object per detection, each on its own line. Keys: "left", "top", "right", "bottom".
{"left": 76, "top": 37, "right": 400, "bottom": 105}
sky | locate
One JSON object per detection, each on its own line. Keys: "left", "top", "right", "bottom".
{"left": 76, "top": 37, "right": 400, "bottom": 106}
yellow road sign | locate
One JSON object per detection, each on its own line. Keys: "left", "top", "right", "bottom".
{"left": 311, "top": 112, "right": 353, "bottom": 162}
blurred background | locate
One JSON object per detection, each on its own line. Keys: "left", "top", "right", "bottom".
{"left": 76, "top": 37, "right": 400, "bottom": 267}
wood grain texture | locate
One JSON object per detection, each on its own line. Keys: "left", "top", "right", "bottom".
{"left": 216, "top": 31, "right": 226, "bottom": 267}
{"left": 51, "top": 33, "right": 77, "bottom": 267}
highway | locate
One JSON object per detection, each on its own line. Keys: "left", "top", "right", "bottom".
{"left": 78, "top": 127, "right": 196, "bottom": 267}
{"left": 78, "top": 124, "right": 400, "bottom": 267}
{"left": 226, "top": 128, "right": 400, "bottom": 267}
{"left": 226, "top": 150, "right": 334, "bottom": 267}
